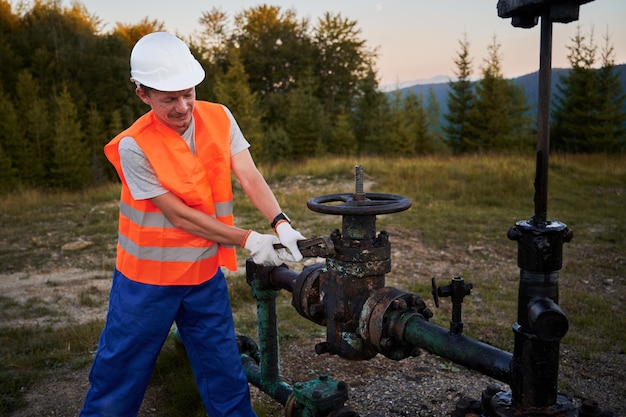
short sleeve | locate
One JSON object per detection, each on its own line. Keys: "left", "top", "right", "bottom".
{"left": 118, "top": 136, "right": 169, "bottom": 200}
{"left": 221, "top": 105, "right": 251, "bottom": 157}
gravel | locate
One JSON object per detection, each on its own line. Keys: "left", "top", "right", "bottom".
{"left": 249, "top": 339, "right": 625, "bottom": 417}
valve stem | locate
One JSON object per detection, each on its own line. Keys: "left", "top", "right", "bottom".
{"left": 354, "top": 165, "right": 365, "bottom": 201}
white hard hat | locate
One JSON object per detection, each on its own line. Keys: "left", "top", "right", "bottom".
{"left": 130, "top": 32, "right": 205, "bottom": 91}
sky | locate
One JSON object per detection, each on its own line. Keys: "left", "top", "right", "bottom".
{"left": 49, "top": 0, "right": 626, "bottom": 87}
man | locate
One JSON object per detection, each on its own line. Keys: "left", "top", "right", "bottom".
{"left": 80, "top": 32, "right": 305, "bottom": 417}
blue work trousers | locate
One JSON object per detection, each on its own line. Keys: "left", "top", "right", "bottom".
{"left": 79, "top": 268, "right": 256, "bottom": 417}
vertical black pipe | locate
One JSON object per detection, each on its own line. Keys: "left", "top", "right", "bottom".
{"left": 508, "top": 219, "right": 572, "bottom": 408}
{"left": 533, "top": 10, "right": 553, "bottom": 227}
{"left": 511, "top": 270, "right": 561, "bottom": 407}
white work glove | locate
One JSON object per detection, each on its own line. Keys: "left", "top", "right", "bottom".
{"left": 243, "top": 231, "right": 289, "bottom": 266}
{"left": 275, "top": 222, "right": 306, "bottom": 262}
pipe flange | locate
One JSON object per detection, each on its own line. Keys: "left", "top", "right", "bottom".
{"left": 359, "top": 288, "right": 430, "bottom": 359}
{"left": 359, "top": 287, "right": 410, "bottom": 351}
{"left": 291, "top": 264, "right": 326, "bottom": 325}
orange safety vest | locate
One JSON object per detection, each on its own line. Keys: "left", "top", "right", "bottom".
{"left": 104, "top": 101, "right": 237, "bottom": 285}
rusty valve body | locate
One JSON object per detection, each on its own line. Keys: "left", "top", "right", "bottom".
{"left": 291, "top": 166, "right": 433, "bottom": 361}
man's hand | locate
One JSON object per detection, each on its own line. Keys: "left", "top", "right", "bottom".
{"left": 275, "top": 222, "right": 306, "bottom": 262}
{"left": 243, "top": 231, "right": 290, "bottom": 266}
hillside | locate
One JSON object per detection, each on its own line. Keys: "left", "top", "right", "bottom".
{"left": 392, "top": 63, "right": 626, "bottom": 118}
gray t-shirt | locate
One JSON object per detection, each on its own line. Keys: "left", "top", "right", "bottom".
{"left": 119, "top": 105, "right": 250, "bottom": 200}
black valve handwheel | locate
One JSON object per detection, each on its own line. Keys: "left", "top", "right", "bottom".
{"left": 307, "top": 192, "right": 411, "bottom": 216}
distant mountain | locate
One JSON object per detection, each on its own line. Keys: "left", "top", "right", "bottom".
{"left": 389, "top": 63, "right": 626, "bottom": 118}
{"left": 391, "top": 81, "right": 451, "bottom": 115}
{"left": 380, "top": 75, "right": 451, "bottom": 92}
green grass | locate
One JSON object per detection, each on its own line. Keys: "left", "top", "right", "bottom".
{"left": 0, "top": 321, "right": 102, "bottom": 414}
{"left": 0, "top": 183, "right": 121, "bottom": 275}
{"left": 0, "top": 154, "right": 624, "bottom": 416}
{"left": 77, "top": 286, "right": 107, "bottom": 308}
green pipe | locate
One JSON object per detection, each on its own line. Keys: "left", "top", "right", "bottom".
{"left": 245, "top": 260, "right": 295, "bottom": 405}
{"left": 401, "top": 314, "right": 512, "bottom": 383}
{"left": 241, "top": 354, "right": 293, "bottom": 405}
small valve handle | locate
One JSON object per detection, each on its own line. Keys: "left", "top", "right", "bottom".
{"left": 431, "top": 276, "right": 473, "bottom": 334}
{"left": 431, "top": 277, "right": 440, "bottom": 308}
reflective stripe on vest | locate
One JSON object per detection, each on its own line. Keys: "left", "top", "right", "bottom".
{"left": 118, "top": 232, "right": 219, "bottom": 262}
{"left": 120, "top": 200, "right": 234, "bottom": 228}
{"left": 105, "top": 101, "right": 238, "bottom": 285}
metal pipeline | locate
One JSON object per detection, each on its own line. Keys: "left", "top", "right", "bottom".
{"left": 266, "top": 263, "right": 513, "bottom": 383}
{"left": 236, "top": 152, "right": 611, "bottom": 415}
{"left": 269, "top": 264, "right": 300, "bottom": 292}
{"left": 243, "top": 260, "right": 359, "bottom": 417}
{"left": 397, "top": 313, "right": 512, "bottom": 383}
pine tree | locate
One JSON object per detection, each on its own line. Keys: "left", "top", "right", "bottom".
{"left": 552, "top": 26, "right": 600, "bottom": 152}
{"left": 15, "top": 70, "right": 50, "bottom": 186}
{"left": 331, "top": 109, "right": 357, "bottom": 155}
{"left": 85, "top": 104, "right": 108, "bottom": 184}
{"left": 0, "top": 87, "right": 21, "bottom": 190}
{"left": 0, "top": 0, "right": 20, "bottom": 95}
{"left": 0, "top": 143, "right": 17, "bottom": 194}
{"left": 425, "top": 88, "right": 448, "bottom": 153}
{"left": 353, "top": 69, "right": 391, "bottom": 155}
{"left": 283, "top": 75, "right": 329, "bottom": 159}
{"left": 50, "top": 86, "right": 93, "bottom": 189}
{"left": 506, "top": 83, "right": 534, "bottom": 151}
{"left": 444, "top": 34, "right": 475, "bottom": 153}
{"left": 213, "top": 48, "right": 265, "bottom": 147}
{"left": 387, "top": 90, "right": 410, "bottom": 155}
{"left": 258, "top": 124, "right": 292, "bottom": 168}
{"left": 595, "top": 31, "right": 626, "bottom": 152}
{"left": 108, "top": 109, "right": 123, "bottom": 139}
{"left": 402, "top": 91, "right": 431, "bottom": 154}
{"left": 99, "top": 108, "right": 124, "bottom": 181}
{"left": 469, "top": 36, "right": 531, "bottom": 151}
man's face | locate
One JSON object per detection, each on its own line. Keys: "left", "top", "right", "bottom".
{"left": 136, "top": 87, "right": 196, "bottom": 135}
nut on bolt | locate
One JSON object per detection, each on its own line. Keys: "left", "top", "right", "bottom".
{"left": 392, "top": 298, "right": 407, "bottom": 310}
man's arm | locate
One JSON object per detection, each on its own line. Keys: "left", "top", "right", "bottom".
{"left": 151, "top": 191, "right": 291, "bottom": 266}
{"left": 231, "top": 149, "right": 282, "bottom": 223}
{"left": 151, "top": 192, "right": 248, "bottom": 246}
{"left": 231, "top": 149, "right": 306, "bottom": 261}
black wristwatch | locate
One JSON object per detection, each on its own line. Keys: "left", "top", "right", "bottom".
{"left": 271, "top": 212, "right": 291, "bottom": 229}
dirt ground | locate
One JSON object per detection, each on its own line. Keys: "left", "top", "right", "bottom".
{"left": 1, "top": 227, "right": 624, "bottom": 417}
